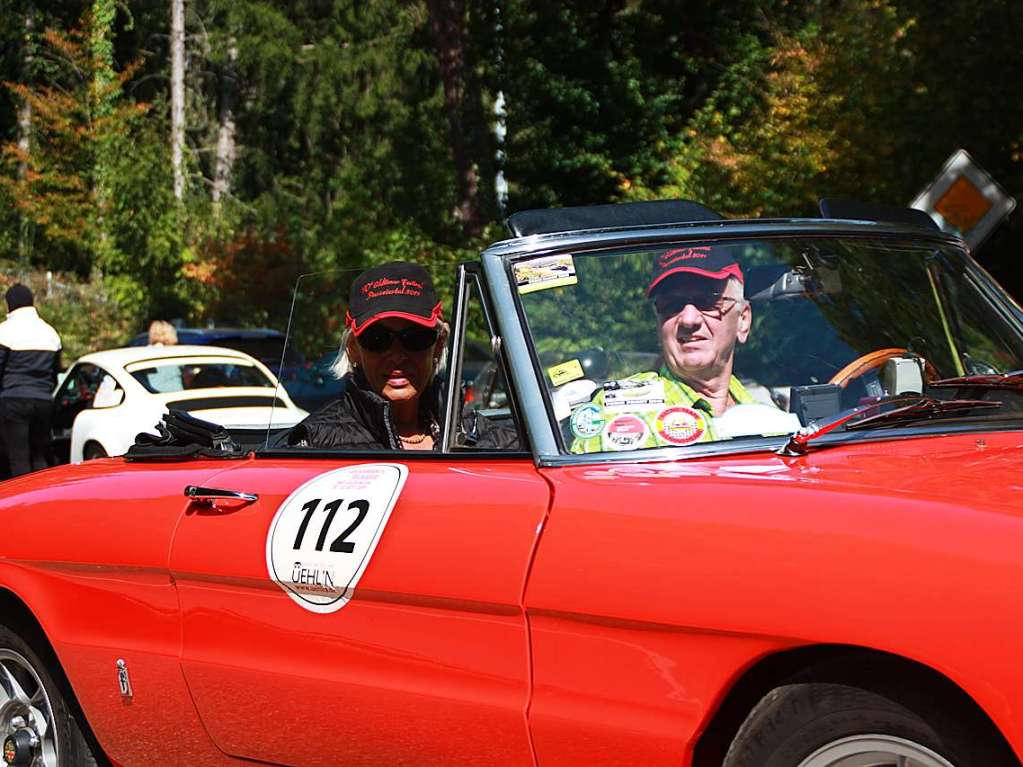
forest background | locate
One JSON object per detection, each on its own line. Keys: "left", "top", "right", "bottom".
{"left": 1, "top": 0, "right": 1022, "bottom": 361}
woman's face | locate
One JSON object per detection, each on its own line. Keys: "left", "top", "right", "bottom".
{"left": 348, "top": 319, "right": 443, "bottom": 405}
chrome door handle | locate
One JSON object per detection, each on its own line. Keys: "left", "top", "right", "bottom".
{"left": 184, "top": 485, "right": 258, "bottom": 503}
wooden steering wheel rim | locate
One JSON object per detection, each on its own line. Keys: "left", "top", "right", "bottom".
{"left": 829, "top": 348, "right": 936, "bottom": 389}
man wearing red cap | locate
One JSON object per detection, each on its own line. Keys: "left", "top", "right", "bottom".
{"left": 572, "top": 245, "right": 760, "bottom": 453}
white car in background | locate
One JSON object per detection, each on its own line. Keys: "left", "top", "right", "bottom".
{"left": 52, "top": 345, "right": 308, "bottom": 462}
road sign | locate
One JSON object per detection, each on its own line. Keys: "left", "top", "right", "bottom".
{"left": 910, "top": 149, "right": 1015, "bottom": 251}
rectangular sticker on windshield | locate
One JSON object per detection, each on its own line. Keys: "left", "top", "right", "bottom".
{"left": 514, "top": 255, "right": 578, "bottom": 294}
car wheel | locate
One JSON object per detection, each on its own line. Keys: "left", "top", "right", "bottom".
{"left": 82, "top": 444, "right": 107, "bottom": 461}
{"left": 0, "top": 624, "right": 99, "bottom": 767}
{"left": 723, "top": 683, "right": 1012, "bottom": 767}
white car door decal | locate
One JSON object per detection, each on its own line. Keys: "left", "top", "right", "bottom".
{"left": 265, "top": 463, "right": 408, "bottom": 613}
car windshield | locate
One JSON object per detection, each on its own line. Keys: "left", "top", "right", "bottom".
{"left": 513, "top": 235, "right": 1023, "bottom": 454}
{"left": 127, "top": 359, "right": 276, "bottom": 394}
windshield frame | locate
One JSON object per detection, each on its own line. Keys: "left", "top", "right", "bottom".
{"left": 481, "top": 218, "right": 1022, "bottom": 466}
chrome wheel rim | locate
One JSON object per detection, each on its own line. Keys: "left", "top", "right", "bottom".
{"left": 798, "top": 735, "right": 956, "bottom": 767}
{"left": 0, "top": 650, "right": 58, "bottom": 767}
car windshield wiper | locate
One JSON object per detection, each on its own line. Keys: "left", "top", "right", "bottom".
{"left": 778, "top": 395, "right": 1002, "bottom": 456}
{"left": 929, "top": 372, "right": 1023, "bottom": 390}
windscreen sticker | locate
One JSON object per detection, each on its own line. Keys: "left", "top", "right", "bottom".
{"left": 549, "top": 359, "right": 585, "bottom": 386}
{"left": 265, "top": 463, "right": 408, "bottom": 614}
{"left": 602, "top": 379, "right": 666, "bottom": 413}
{"left": 514, "top": 255, "right": 578, "bottom": 294}
{"left": 655, "top": 406, "right": 707, "bottom": 445}
{"left": 570, "top": 403, "right": 605, "bottom": 439}
{"left": 602, "top": 414, "right": 650, "bottom": 451}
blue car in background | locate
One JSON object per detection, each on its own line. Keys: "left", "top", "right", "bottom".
{"left": 282, "top": 351, "right": 348, "bottom": 414}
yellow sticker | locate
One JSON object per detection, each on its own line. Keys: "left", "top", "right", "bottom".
{"left": 514, "top": 255, "right": 578, "bottom": 294}
{"left": 548, "top": 359, "right": 585, "bottom": 386}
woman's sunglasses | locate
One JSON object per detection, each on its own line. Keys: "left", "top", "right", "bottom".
{"left": 357, "top": 324, "right": 439, "bottom": 353}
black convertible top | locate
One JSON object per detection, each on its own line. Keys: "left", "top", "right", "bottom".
{"left": 506, "top": 197, "right": 940, "bottom": 238}
{"left": 505, "top": 199, "right": 724, "bottom": 237}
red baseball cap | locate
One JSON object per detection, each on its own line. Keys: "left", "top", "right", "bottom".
{"left": 647, "top": 245, "right": 744, "bottom": 296}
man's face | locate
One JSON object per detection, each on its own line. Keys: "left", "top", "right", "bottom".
{"left": 653, "top": 275, "right": 751, "bottom": 382}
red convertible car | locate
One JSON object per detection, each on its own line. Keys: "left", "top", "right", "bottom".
{"left": 3, "top": 200, "right": 1023, "bottom": 767}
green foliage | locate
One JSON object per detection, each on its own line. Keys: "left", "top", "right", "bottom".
{"left": 0, "top": 12, "right": 150, "bottom": 274}
{"left": 658, "top": 1, "right": 918, "bottom": 217}
{"left": 500, "top": 0, "right": 684, "bottom": 209}
{"left": 3, "top": 0, "right": 1023, "bottom": 366}
{"left": 102, "top": 114, "right": 192, "bottom": 320}
{"left": 0, "top": 263, "right": 135, "bottom": 361}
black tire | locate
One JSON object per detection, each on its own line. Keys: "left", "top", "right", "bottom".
{"left": 0, "top": 623, "right": 99, "bottom": 767}
{"left": 82, "top": 443, "right": 107, "bottom": 461}
{"left": 723, "top": 683, "right": 1014, "bottom": 767}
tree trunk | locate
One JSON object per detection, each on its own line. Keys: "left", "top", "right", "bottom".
{"left": 171, "top": 0, "right": 186, "bottom": 200}
{"left": 17, "top": 4, "right": 35, "bottom": 261}
{"left": 212, "top": 35, "right": 238, "bottom": 213}
{"left": 425, "top": 0, "right": 483, "bottom": 237}
{"left": 17, "top": 6, "right": 34, "bottom": 177}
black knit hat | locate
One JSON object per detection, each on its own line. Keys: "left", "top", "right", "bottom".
{"left": 5, "top": 284, "right": 33, "bottom": 311}
{"left": 345, "top": 261, "right": 443, "bottom": 335}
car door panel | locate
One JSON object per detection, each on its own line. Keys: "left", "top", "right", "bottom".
{"left": 524, "top": 466, "right": 801, "bottom": 767}
{"left": 170, "top": 456, "right": 548, "bottom": 767}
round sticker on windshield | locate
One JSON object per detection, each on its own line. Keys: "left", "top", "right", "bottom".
{"left": 266, "top": 463, "right": 408, "bottom": 614}
{"left": 570, "top": 403, "right": 604, "bottom": 439}
{"left": 655, "top": 406, "right": 706, "bottom": 445}
{"left": 602, "top": 414, "right": 649, "bottom": 451}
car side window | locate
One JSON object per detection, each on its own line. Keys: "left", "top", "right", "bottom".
{"left": 448, "top": 272, "right": 524, "bottom": 451}
{"left": 53, "top": 364, "right": 113, "bottom": 430}
{"left": 91, "top": 373, "right": 124, "bottom": 408}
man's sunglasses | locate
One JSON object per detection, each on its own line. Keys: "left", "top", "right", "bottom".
{"left": 653, "top": 289, "right": 738, "bottom": 320}
{"left": 357, "top": 324, "right": 439, "bottom": 353}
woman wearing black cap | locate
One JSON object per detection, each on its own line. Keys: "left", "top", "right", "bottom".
{"left": 288, "top": 261, "right": 514, "bottom": 451}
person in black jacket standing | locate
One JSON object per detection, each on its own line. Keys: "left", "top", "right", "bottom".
{"left": 0, "top": 284, "right": 62, "bottom": 476}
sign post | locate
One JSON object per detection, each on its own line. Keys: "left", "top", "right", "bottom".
{"left": 910, "top": 149, "right": 1015, "bottom": 251}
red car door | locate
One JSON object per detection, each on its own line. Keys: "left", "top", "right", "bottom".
{"left": 169, "top": 454, "right": 548, "bottom": 767}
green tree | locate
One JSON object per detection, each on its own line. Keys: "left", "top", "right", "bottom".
{"left": 1, "top": 14, "right": 147, "bottom": 272}
{"left": 1, "top": 7, "right": 191, "bottom": 321}
{"left": 655, "top": 1, "right": 916, "bottom": 217}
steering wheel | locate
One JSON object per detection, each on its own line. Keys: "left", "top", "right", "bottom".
{"left": 829, "top": 348, "right": 937, "bottom": 389}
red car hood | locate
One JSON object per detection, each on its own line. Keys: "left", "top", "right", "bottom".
{"left": 563, "top": 430, "right": 1023, "bottom": 516}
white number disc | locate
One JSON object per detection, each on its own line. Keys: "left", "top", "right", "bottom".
{"left": 265, "top": 463, "right": 408, "bottom": 613}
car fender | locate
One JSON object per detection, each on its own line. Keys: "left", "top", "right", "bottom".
{"left": 526, "top": 438, "right": 1023, "bottom": 766}
{"left": 0, "top": 459, "right": 250, "bottom": 766}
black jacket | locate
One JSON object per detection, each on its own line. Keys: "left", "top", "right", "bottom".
{"left": 0, "top": 307, "right": 62, "bottom": 401}
{"left": 287, "top": 371, "right": 520, "bottom": 451}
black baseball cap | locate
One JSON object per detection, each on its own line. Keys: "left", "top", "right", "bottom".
{"left": 345, "top": 261, "right": 443, "bottom": 335}
{"left": 647, "top": 245, "right": 744, "bottom": 296}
